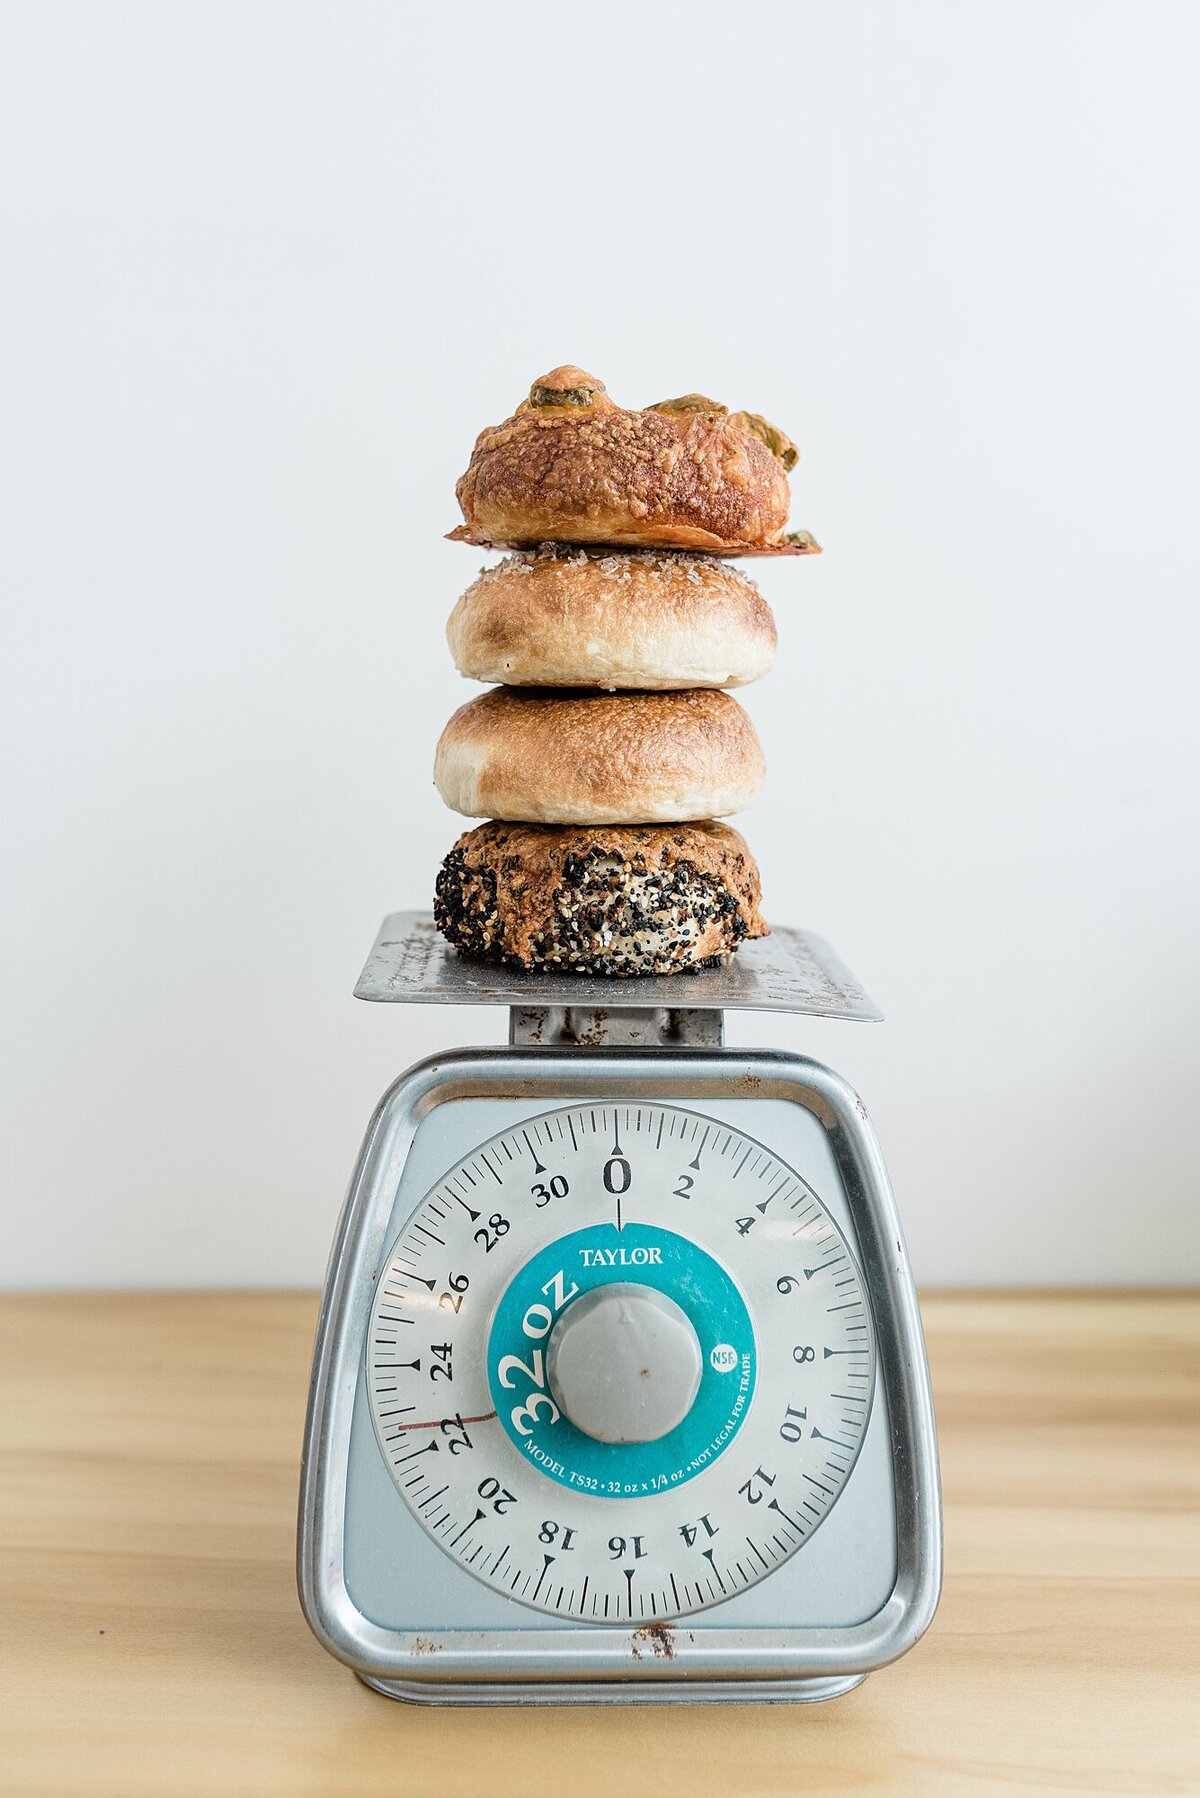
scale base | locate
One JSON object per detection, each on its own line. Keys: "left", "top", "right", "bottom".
{"left": 357, "top": 1672, "right": 867, "bottom": 1707}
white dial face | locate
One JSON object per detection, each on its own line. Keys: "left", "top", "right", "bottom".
{"left": 366, "top": 1102, "right": 875, "bottom": 1624}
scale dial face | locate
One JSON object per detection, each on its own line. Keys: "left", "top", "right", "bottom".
{"left": 365, "top": 1102, "right": 875, "bottom": 1624}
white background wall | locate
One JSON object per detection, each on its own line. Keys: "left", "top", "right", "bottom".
{"left": 3, "top": 1, "right": 1197, "bottom": 1288}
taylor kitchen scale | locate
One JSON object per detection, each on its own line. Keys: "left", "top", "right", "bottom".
{"left": 298, "top": 912, "right": 941, "bottom": 1704}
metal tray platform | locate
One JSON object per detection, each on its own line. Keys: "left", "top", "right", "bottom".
{"left": 354, "top": 912, "right": 882, "bottom": 1023}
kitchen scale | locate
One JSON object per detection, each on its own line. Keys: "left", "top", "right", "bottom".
{"left": 298, "top": 913, "right": 941, "bottom": 1704}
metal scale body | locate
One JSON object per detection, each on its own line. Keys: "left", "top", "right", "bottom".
{"left": 298, "top": 914, "right": 941, "bottom": 1704}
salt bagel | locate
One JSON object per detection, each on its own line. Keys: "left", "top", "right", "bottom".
{"left": 433, "top": 687, "right": 765, "bottom": 825}
{"left": 447, "top": 547, "right": 777, "bottom": 690}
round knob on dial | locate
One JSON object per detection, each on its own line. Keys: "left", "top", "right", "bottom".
{"left": 545, "top": 1283, "right": 703, "bottom": 1445}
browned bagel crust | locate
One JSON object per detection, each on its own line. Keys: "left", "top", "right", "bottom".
{"left": 433, "top": 687, "right": 765, "bottom": 825}
{"left": 453, "top": 367, "right": 806, "bottom": 553}
{"left": 434, "top": 820, "right": 768, "bottom": 976}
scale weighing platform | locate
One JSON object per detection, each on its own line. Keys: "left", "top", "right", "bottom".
{"left": 298, "top": 914, "right": 941, "bottom": 1704}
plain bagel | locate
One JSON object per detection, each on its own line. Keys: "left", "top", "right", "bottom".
{"left": 433, "top": 687, "right": 765, "bottom": 825}
{"left": 447, "top": 546, "right": 777, "bottom": 690}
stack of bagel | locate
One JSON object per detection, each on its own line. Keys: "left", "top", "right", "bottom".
{"left": 432, "top": 366, "right": 819, "bottom": 978}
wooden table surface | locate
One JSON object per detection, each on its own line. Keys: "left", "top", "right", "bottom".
{"left": 1, "top": 1290, "right": 1196, "bottom": 1797}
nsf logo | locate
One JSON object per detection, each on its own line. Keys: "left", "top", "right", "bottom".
{"left": 710, "top": 1343, "right": 738, "bottom": 1374}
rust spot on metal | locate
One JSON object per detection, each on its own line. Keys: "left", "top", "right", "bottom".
{"left": 631, "top": 1622, "right": 677, "bottom": 1660}
{"left": 511, "top": 1008, "right": 547, "bottom": 1044}
{"left": 735, "top": 1072, "right": 764, "bottom": 1094}
{"left": 410, "top": 1636, "right": 441, "bottom": 1656}
{"left": 574, "top": 1007, "right": 610, "bottom": 1047}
